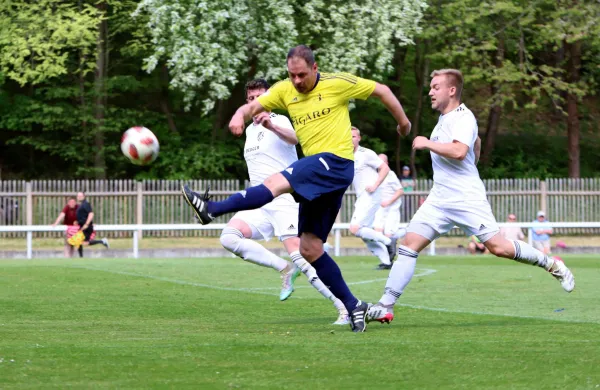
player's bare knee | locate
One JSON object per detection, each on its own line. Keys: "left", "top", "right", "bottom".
{"left": 299, "top": 238, "right": 322, "bottom": 262}
{"left": 263, "top": 173, "right": 292, "bottom": 198}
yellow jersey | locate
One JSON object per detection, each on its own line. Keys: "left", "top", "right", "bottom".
{"left": 257, "top": 72, "right": 376, "bottom": 160}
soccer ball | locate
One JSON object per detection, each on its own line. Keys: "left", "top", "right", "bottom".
{"left": 120, "top": 126, "right": 159, "bottom": 165}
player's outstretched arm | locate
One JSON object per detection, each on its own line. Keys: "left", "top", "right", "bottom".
{"left": 255, "top": 112, "right": 298, "bottom": 145}
{"left": 370, "top": 83, "right": 411, "bottom": 136}
{"left": 382, "top": 187, "right": 404, "bottom": 207}
{"left": 366, "top": 162, "right": 390, "bottom": 193}
{"left": 413, "top": 136, "right": 469, "bottom": 161}
{"left": 229, "top": 100, "right": 267, "bottom": 137}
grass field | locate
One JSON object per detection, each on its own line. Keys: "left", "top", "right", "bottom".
{"left": 1, "top": 255, "right": 599, "bottom": 389}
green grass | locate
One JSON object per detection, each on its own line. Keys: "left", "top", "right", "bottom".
{"left": 1, "top": 255, "right": 599, "bottom": 389}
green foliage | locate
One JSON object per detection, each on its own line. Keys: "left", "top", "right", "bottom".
{"left": 0, "top": 0, "right": 100, "bottom": 85}
{"left": 0, "top": 0, "right": 599, "bottom": 180}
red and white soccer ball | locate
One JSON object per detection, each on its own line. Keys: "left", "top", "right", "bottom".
{"left": 120, "top": 126, "right": 159, "bottom": 165}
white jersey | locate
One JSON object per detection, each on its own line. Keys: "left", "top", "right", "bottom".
{"left": 244, "top": 114, "right": 298, "bottom": 187}
{"left": 428, "top": 103, "right": 487, "bottom": 203}
{"left": 379, "top": 170, "right": 402, "bottom": 206}
{"left": 352, "top": 146, "right": 384, "bottom": 196}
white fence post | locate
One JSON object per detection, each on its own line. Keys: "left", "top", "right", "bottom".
{"left": 528, "top": 228, "right": 533, "bottom": 247}
{"left": 133, "top": 230, "right": 139, "bottom": 259}
{"left": 429, "top": 240, "right": 436, "bottom": 256}
{"left": 26, "top": 230, "right": 32, "bottom": 259}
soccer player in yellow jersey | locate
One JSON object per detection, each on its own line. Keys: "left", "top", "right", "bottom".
{"left": 182, "top": 45, "right": 411, "bottom": 332}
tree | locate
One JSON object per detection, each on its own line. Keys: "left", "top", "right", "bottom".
{"left": 134, "top": 0, "right": 427, "bottom": 112}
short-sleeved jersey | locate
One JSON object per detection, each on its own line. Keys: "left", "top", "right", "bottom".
{"left": 76, "top": 200, "right": 93, "bottom": 226}
{"left": 428, "top": 103, "right": 487, "bottom": 203}
{"left": 62, "top": 205, "right": 78, "bottom": 225}
{"left": 531, "top": 220, "right": 552, "bottom": 241}
{"left": 379, "top": 170, "right": 402, "bottom": 205}
{"left": 257, "top": 72, "right": 376, "bottom": 160}
{"left": 352, "top": 146, "right": 384, "bottom": 196}
{"left": 244, "top": 114, "right": 298, "bottom": 187}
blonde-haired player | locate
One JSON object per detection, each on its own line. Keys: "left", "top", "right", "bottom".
{"left": 368, "top": 69, "right": 574, "bottom": 324}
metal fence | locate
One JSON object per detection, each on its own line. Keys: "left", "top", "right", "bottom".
{"left": 1, "top": 178, "right": 600, "bottom": 238}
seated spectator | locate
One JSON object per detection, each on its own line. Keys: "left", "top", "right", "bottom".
{"left": 499, "top": 213, "right": 525, "bottom": 241}
{"left": 532, "top": 210, "right": 553, "bottom": 255}
{"left": 468, "top": 235, "right": 488, "bottom": 255}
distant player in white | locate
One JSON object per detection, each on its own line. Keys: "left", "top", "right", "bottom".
{"left": 373, "top": 153, "right": 406, "bottom": 259}
{"left": 367, "top": 69, "right": 575, "bottom": 324}
{"left": 219, "top": 79, "right": 349, "bottom": 325}
{"left": 348, "top": 127, "right": 394, "bottom": 269}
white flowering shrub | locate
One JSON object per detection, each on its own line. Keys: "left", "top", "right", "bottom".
{"left": 135, "top": 0, "right": 426, "bottom": 112}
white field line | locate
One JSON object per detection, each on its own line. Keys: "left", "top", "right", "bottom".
{"left": 245, "top": 268, "right": 438, "bottom": 290}
{"left": 69, "top": 265, "right": 599, "bottom": 325}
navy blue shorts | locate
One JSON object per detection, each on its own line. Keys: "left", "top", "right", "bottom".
{"left": 280, "top": 153, "right": 354, "bottom": 242}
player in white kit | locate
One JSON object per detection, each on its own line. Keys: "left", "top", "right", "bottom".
{"left": 367, "top": 69, "right": 575, "bottom": 324}
{"left": 348, "top": 127, "right": 394, "bottom": 269}
{"left": 219, "top": 79, "right": 349, "bottom": 325}
{"left": 372, "top": 153, "right": 406, "bottom": 263}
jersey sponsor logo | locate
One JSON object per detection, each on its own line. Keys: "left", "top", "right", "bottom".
{"left": 291, "top": 107, "right": 332, "bottom": 127}
{"left": 257, "top": 131, "right": 264, "bottom": 141}
{"left": 288, "top": 224, "right": 295, "bottom": 230}
{"left": 245, "top": 146, "right": 260, "bottom": 153}
{"left": 292, "top": 96, "right": 298, "bottom": 102}
{"left": 318, "top": 93, "right": 322, "bottom": 101}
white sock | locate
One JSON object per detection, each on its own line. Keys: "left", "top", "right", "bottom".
{"left": 392, "top": 228, "right": 407, "bottom": 240}
{"left": 220, "top": 228, "right": 289, "bottom": 272}
{"left": 356, "top": 227, "right": 391, "bottom": 245}
{"left": 511, "top": 240, "right": 552, "bottom": 270}
{"left": 290, "top": 251, "right": 347, "bottom": 313}
{"left": 363, "top": 239, "right": 391, "bottom": 265}
{"left": 379, "top": 245, "right": 418, "bottom": 306}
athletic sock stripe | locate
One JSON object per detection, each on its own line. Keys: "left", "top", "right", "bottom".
{"left": 397, "top": 249, "right": 418, "bottom": 258}
{"left": 384, "top": 287, "right": 402, "bottom": 298}
{"left": 513, "top": 240, "right": 522, "bottom": 260}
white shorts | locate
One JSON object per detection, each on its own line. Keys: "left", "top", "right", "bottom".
{"left": 533, "top": 240, "right": 551, "bottom": 251}
{"left": 232, "top": 194, "right": 298, "bottom": 241}
{"left": 374, "top": 201, "right": 401, "bottom": 235}
{"left": 350, "top": 192, "right": 381, "bottom": 228}
{"left": 408, "top": 200, "right": 499, "bottom": 242}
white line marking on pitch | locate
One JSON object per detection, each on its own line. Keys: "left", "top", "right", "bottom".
{"left": 69, "top": 265, "right": 599, "bottom": 324}
{"left": 245, "top": 268, "right": 437, "bottom": 290}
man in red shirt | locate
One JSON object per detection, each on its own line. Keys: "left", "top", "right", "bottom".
{"left": 52, "top": 196, "right": 80, "bottom": 257}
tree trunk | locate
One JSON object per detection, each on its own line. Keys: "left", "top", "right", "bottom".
{"left": 480, "top": 31, "right": 505, "bottom": 166}
{"left": 409, "top": 39, "right": 429, "bottom": 178}
{"left": 212, "top": 56, "right": 259, "bottom": 141}
{"left": 160, "top": 65, "right": 178, "bottom": 134}
{"left": 93, "top": 1, "right": 107, "bottom": 179}
{"left": 391, "top": 45, "right": 408, "bottom": 175}
{"left": 566, "top": 39, "right": 582, "bottom": 178}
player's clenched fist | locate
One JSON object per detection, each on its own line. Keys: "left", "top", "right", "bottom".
{"left": 397, "top": 121, "right": 411, "bottom": 137}
{"left": 229, "top": 112, "right": 245, "bottom": 136}
{"left": 255, "top": 112, "right": 273, "bottom": 130}
{"left": 412, "top": 136, "right": 430, "bottom": 150}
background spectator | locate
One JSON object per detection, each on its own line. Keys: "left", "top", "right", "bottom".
{"left": 499, "top": 213, "right": 525, "bottom": 241}
{"left": 51, "top": 196, "right": 79, "bottom": 257}
{"left": 467, "top": 235, "right": 488, "bottom": 255}
{"left": 76, "top": 191, "right": 109, "bottom": 252}
{"left": 531, "top": 210, "right": 553, "bottom": 255}
{"left": 401, "top": 165, "right": 416, "bottom": 220}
